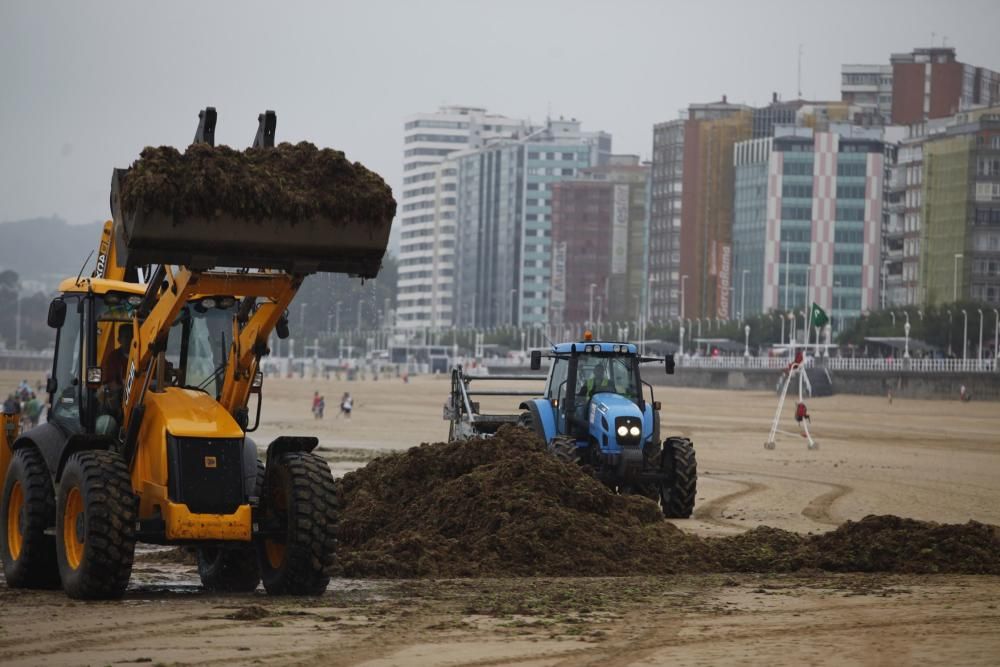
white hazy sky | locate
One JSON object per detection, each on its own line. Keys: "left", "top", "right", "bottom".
{"left": 1, "top": 0, "right": 997, "bottom": 225}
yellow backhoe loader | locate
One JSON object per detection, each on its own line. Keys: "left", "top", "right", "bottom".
{"left": 0, "top": 108, "right": 394, "bottom": 599}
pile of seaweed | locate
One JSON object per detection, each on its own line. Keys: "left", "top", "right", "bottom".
{"left": 119, "top": 142, "right": 396, "bottom": 225}
{"left": 336, "top": 426, "right": 1000, "bottom": 577}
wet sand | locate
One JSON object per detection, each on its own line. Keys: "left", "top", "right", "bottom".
{"left": 1, "top": 370, "right": 999, "bottom": 665}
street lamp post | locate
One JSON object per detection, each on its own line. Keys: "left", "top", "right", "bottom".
{"left": 953, "top": 253, "right": 964, "bottom": 301}
{"left": 800, "top": 310, "right": 808, "bottom": 346}
{"left": 740, "top": 269, "right": 749, "bottom": 323}
{"left": 680, "top": 275, "right": 688, "bottom": 320}
{"left": 947, "top": 309, "right": 953, "bottom": 356}
{"left": 904, "top": 320, "right": 911, "bottom": 359}
{"left": 780, "top": 313, "right": 786, "bottom": 345}
{"left": 962, "top": 309, "right": 968, "bottom": 361}
{"left": 510, "top": 288, "right": 518, "bottom": 327}
{"left": 588, "top": 283, "right": 597, "bottom": 329}
{"left": 335, "top": 301, "right": 341, "bottom": 333}
{"left": 994, "top": 308, "right": 1000, "bottom": 364}
{"left": 978, "top": 308, "right": 984, "bottom": 369}
{"left": 744, "top": 324, "right": 751, "bottom": 358}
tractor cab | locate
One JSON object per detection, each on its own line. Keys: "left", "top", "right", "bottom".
{"left": 543, "top": 340, "right": 645, "bottom": 445}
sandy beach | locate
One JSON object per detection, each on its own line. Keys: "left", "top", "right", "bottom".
{"left": 1, "top": 370, "right": 998, "bottom": 665}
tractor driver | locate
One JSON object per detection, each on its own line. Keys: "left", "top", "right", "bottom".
{"left": 581, "top": 360, "right": 614, "bottom": 398}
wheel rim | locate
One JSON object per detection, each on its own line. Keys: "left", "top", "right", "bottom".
{"left": 264, "top": 540, "right": 285, "bottom": 569}
{"left": 7, "top": 481, "right": 24, "bottom": 560}
{"left": 63, "top": 486, "right": 85, "bottom": 570}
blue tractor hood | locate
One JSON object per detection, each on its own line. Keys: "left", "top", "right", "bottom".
{"left": 590, "top": 391, "right": 642, "bottom": 419}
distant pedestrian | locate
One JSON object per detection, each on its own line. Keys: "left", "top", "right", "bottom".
{"left": 339, "top": 392, "right": 353, "bottom": 419}
{"left": 959, "top": 384, "right": 972, "bottom": 402}
{"left": 316, "top": 396, "right": 326, "bottom": 419}
{"left": 3, "top": 393, "right": 20, "bottom": 415}
{"left": 312, "top": 391, "right": 322, "bottom": 419}
{"left": 887, "top": 389, "right": 893, "bottom": 405}
{"left": 24, "top": 393, "right": 42, "bottom": 428}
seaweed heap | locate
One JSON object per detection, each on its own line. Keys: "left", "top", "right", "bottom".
{"left": 119, "top": 142, "right": 396, "bottom": 225}
{"left": 336, "top": 426, "right": 710, "bottom": 577}
{"left": 336, "top": 426, "right": 1000, "bottom": 578}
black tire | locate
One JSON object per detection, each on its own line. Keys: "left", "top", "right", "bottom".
{"left": 660, "top": 437, "right": 697, "bottom": 519}
{"left": 257, "top": 452, "right": 336, "bottom": 595}
{"left": 198, "top": 459, "right": 264, "bottom": 592}
{"left": 1, "top": 448, "right": 60, "bottom": 588}
{"left": 56, "top": 450, "right": 137, "bottom": 599}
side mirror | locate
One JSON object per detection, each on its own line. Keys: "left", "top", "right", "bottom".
{"left": 665, "top": 354, "right": 675, "bottom": 375}
{"left": 46, "top": 377, "right": 58, "bottom": 394}
{"left": 86, "top": 366, "right": 103, "bottom": 389}
{"left": 653, "top": 400, "right": 661, "bottom": 411}
{"left": 47, "top": 299, "right": 67, "bottom": 328}
{"left": 530, "top": 350, "right": 542, "bottom": 371}
{"left": 276, "top": 315, "right": 290, "bottom": 340}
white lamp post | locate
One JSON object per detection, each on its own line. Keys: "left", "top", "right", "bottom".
{"left": 994, "top": 309, "right": 999, "bottom": 364}
{"left": 741, "top": 269, "right": 749, "bottom": 322}
{"left": 679, "top": 324, "right": 685, "bottom": 357}
{"left": 680, "top": 274, "right": 689, "bottom": 320}
{"left": 977, "top": 308, "right": 984, "bottom": 369}
{"left": 962, "top": 309, "right": 968, "bottom": 361}
{"left": 903, "top": 311, "right": 911, "bottom": 359}
{"left": 588, "top": 283, "right": 596, "bottom": 329}
{"left": 744, "top": 324, "right": 751, "bottom": 358}
{"left": 953, "top": 253, "right": 963, "bottom": 301}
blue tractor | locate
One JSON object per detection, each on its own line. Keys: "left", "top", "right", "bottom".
{"left": 445, "top": 333, "right": 696, "bottom": 518}
{"left": 521, "top": 334, "right": 696, "bottom": 518}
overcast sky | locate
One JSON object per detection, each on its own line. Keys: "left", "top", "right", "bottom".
{"left": 1, "top": 0, "right": 997, "bottom": 226}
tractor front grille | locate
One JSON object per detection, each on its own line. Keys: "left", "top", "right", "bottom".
{"left": 167, "top": 436, "right": 245, "bottom": 515}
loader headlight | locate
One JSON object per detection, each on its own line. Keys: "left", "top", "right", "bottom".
{"left": 629, "top": 426, "right": 641, "bottom": 437}
{"left": 617, "top": 425, "right": 628, "bottom": 437}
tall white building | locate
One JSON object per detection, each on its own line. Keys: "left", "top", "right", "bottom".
{"left": 396, "top": 106, "right": 532, "bottom": 332}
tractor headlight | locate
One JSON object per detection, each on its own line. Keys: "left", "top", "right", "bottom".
{"left": 617, "top": 425, "right": 628, "bottom": 437}
{"left": 629, "top": 426, "right": 641, "bottom": 437}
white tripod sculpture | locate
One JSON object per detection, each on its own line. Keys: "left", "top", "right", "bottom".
{"left": 766, "top": 348, "right": 817, "bottom": 450}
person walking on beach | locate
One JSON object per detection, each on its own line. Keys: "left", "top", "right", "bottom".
{"left": 338, "top": 392, "right": 353, "bottom": 419}
{"left": 312, "top": 391, "right": 322, "bottom": 419}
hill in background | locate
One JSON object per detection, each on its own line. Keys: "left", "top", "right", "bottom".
{"left": 0, "top": 217, "right": 105, "bottom": 291}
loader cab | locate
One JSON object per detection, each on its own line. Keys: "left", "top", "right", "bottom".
{"left": 47, "top": 283, "right": 146, "bottom": 437}
{"left": 46, "top": 281, "right": 238, "bottom": 438}
{"left": 162, "top": 295, "right": 238, "bottom": 398}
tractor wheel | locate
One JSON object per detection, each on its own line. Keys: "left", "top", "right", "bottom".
{"left": 548, "top": 436, "right": 578, "bottom": 464}
{"left": 198, "top": 461, "right": 263, "bottom": 592}
{"left": 56, "top": 450, "right": 137, "bottom": 599}
{"left": 660, "top": 437, "right": 697, "bottom": 519}
{"left": 257, "top": 452, "right": 337, "bottom": 595}
{"left": 1, "top": 448, "right": 60, "bottom": 588}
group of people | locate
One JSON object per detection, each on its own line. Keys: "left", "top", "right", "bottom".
{"left": 312, "top": 391, "right": 353, "bottom": 419}
{"left": 2, "top": 378, "right": 46, "bottom": 429}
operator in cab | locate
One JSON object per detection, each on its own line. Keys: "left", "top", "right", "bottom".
{"left": 97, "top": 324, "right": 132, "bottom": 435}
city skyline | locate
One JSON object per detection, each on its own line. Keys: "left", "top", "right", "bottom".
{"left": 2, "top": 1, "right": 999, "bottom": 227}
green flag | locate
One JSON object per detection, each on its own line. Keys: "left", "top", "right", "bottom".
{"left": 810, "top": 302, "right": 829, "bottom": 328}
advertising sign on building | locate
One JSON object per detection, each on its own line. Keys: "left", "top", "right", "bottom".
{"left": 611, "top": 184, "right": 629, "bottom": 275}
{"left": 717, "top": 243, "right": 732, "bottom": 319}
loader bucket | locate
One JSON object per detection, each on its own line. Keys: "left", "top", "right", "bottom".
{"left": 109, "top": 143, "right": 395, "bottom": 278}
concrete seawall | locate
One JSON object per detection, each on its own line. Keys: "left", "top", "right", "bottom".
{"left": 656, "top": 367, "right": 1000, "bottom": 401}
{"left": 478, "top": 364, "right": 1000, "bottom": 401}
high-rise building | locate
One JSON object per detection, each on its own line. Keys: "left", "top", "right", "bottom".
{"left": 732, "top": 126, "right": 885, "bottom": 330}
{"left": 548, "top": 156, "right": 649, "bottom": 326}
{"left": 920, "top": 106, "right": 1000, "bottom": 306}
{"left": 396, "top": 106, "right": 531, "bottom": 333}
{"left": 453, "top": 119, "right": 612, "bottom": 328}
{"left": 841, "top": 64, "right": 894, "bottom": 121}
{"left": 649, "top": 98, "right": 750, "bottom": 321}
{"left": 757, "top": 126, "right": 885, "bottom": 332}
{"left": 842, "top": 48, "right": 1000, "bottom": 127}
